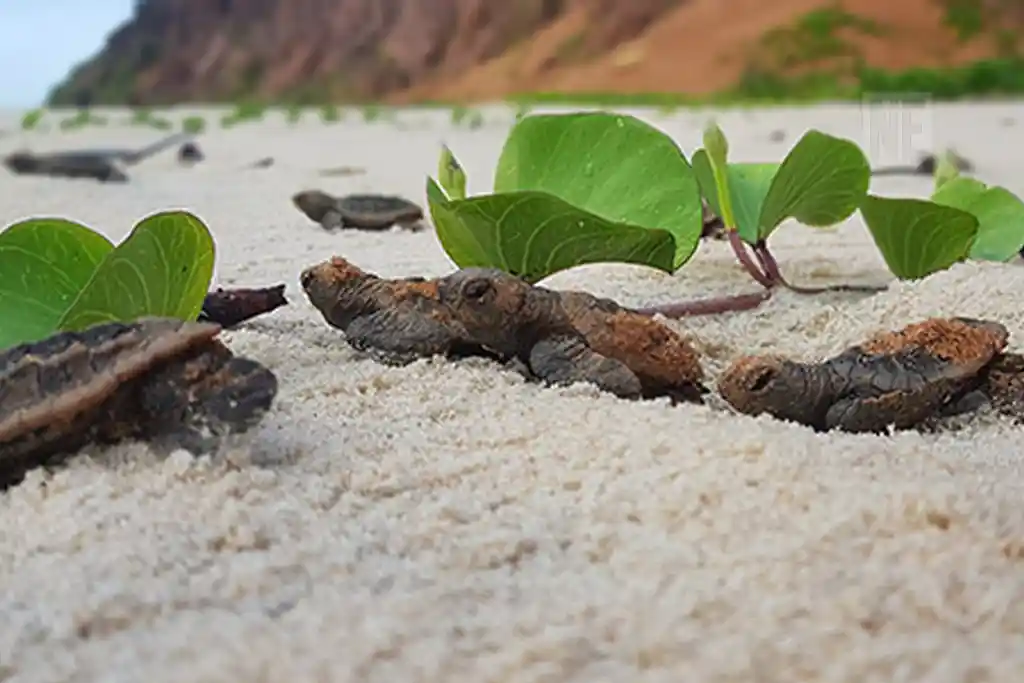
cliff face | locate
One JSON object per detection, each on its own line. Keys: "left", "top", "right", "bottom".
{"left": 47, "top": 0, "right": 1024, "bottom": 106}
{"left": 48, "top": 0, "right": 686, "bottom": 106}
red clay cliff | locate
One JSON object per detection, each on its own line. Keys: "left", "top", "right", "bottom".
{"left": 47, "top": 0, "right": 1024, "bottom": 105}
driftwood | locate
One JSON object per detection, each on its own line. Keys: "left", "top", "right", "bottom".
{"left": 199, "top": 285, "right": 289, "bottom": 329}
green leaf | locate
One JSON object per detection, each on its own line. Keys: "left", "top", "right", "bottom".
{"left": 492, "top": 111, "right": 703, "bottom": 269}
{"left": 700, "top": 121, "right": 738, "bottom": 232}
{"left": 58, "top": 211, "right": 216, "bottom": 331}
{"left": 859, "top": 194, "right": 979, "bottom": 280}
{"left": 427, "top": 177, "right": 676, "bottom": 283}
{"left": 0, "top": 218, "right": 114, "bottom": 349}
{"left": 438, "top": 144, "right": 467, "bottom": 200}
{"left": 702, "top": 120, "right": 729, "bottom": 163}
{"left": 692, "top": 151, "right": 778, "bottom": 244}
{"left": 758, "top": 130, "right": 870, "bottom": 240}
{"left": 930, "top": 176, "right": 1024, "bottom": 262}
{"left": 691, "top": 130, "right": 869, "bottom": 245}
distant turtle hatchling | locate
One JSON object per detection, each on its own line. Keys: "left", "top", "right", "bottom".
{"left": 718, "top": 317, "right": 1024, "bottom": 433}
{"left": 292, "top": 189, "right": 426, "bottom": 232}
{"left": 177, "top": 141, "right": 204, "bottom": 164}
{"left": 0, "top": 318, "right": 278, "bottom": 489}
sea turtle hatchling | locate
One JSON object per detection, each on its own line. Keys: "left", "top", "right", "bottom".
{"left": 717, "top": 317, "right": 1024, "bottom": 433}
{"left": 292, "top": 189, "right": 426, "bottom": 232}
{"left": 0, "top": 317, "right": 278, "bottom": 489}
{"left": 435, "top": 268, "right": 708, "bottom": 403}
{"left": 300, "top": 256, "right": 707, "bottom": 402}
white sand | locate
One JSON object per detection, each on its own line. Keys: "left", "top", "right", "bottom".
{"left": 3, "top": 102, "right": 1024, "bottom": 682}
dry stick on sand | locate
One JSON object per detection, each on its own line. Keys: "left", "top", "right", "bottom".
{"left": 199, "top": 284, "right": 289, "bottom": 329}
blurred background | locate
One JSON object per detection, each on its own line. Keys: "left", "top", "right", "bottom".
{"left": 2, "top": 0, "right": 1023, "bottom": 109}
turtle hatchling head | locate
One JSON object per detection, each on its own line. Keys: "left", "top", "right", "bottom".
{"left": 717, "top": 354, "right": 807, "bottom": 421}
{"left": 300, "top": 256, "right": 369, "bottom": 327}
{"left": 3, "top": 151, "right": 37, "bottom": 172}
{"left": 291, "top": 189, "right": 335, "bottom": 221}
{"left": 437, "top": 268, "right": 532, "bottom": 347}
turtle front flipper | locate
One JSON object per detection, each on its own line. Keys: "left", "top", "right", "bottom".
{"left": 822, "top": 380, "right": 986, "bottom": 433}
{"left": 823, "top": 391, "right": 930, "bottom": 433}
{"left": 397, "top": 218, "right": 427, "bottom": 232}
{"left": 822, "top": 317, "right": 1010, "bottom": 432}
{"left": 527, "top": 334, "right": 643, "bottom": 399}
{"left": 557, "top": 290, "right": 707, "bottom": 403}
{"left": 342, "top": 308, "right": 467, "bottom": 366}
{"left": 321, "top": 210, "right": 346, "bottom": 230}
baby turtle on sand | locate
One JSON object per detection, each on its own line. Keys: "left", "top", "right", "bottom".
{"left": 292, "top": 190, "right": 425, "bottom": 232}
{"left": 437, "top": 268, "right": 708, "bottom": 402}
{"left": 301, "top": 256, "right": 706, "bottom": 402}
{"left": 3, "top": 151, "right": 128, "bottom": 183}
{"left": 178, "top": 141, "right": 204, "bottom": 164}
{"left": 717, "top": 317, "right": 1024, "bottom": 433}
{"left": 0, "top": 318, "right": 278, "bottom": 489}
{"left": 3, "top": 132, "right": 191, "bottom": 183}
{"left": 871, "top": 150, "right": 974, "bottom": 177}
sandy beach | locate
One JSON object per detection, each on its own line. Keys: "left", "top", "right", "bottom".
{"left": 2, "top": 101, "right": 1024, "bottom": 682}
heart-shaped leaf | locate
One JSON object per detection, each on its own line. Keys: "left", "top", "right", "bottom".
{"left": 691, "top": 130, "right": 869, "bottom": 244}
{"left": 490, "top": 111, "right": 703, "bottom": 269}
{"left": 758, "top": 130, "right": 870, "bottom": 240}
{"left": 860, "top": 194, "right": 979, "bottom": 280}
{"left": 59, "top": 210, "right": 216, "bottom": 331}
{"left": 930, "top": 176, "right": 1024, "bottom": 262}
{"left": 0, "top": 218, "right": 114, "bottom": 349}
{"left": 427, "top": 178, "right": 676, "bottom": 282}
{"left": 692, "top": 151, "right": 778, "bottom": 243}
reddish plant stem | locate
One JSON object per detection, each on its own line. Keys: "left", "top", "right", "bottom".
{"left": 636, "top": 229, "right": 774, "bottom": 318}
{"left": 637, "top": 290, "right": 772, "bottom": 318}
{"left": 752, "top": 241, "right": 774, "bottom": 279}
{"left": 729, "top": 230, "right": 773, "bottom": 288}
{"left": 753, "top": 242, "right": 888, "bottom": 294}
{"left": 754, "top": 242, "right": 782, "bottom": 282}
{"left": 635, "top": 228, "right": 886, "bottom": 320}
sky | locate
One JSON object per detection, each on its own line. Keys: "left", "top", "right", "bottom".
{"left": 0, "top": 0, "right": 134, "bottom": 108}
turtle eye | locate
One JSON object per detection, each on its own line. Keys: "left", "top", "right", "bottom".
{"left": 462, "top": 278, "right": 493, "bottom": 301}
{"left": 748, "top": 367, "right": 775, "bottom": 392}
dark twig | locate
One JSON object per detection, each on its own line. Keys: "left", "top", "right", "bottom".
{"left": 199, "top": 284, "right": 289, "bottom": 328}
